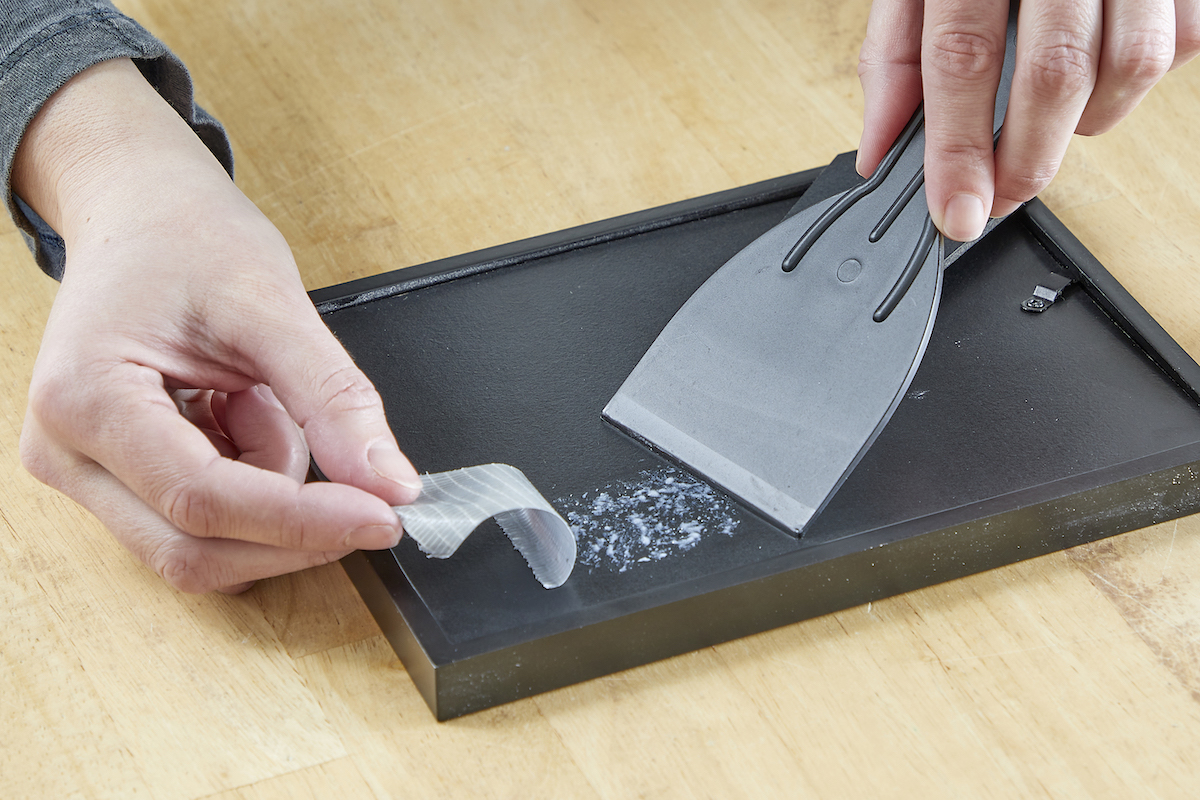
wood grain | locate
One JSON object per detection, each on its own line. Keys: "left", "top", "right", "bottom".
{"left": 3, "top": 1, "right": 1199, "bottom": 796}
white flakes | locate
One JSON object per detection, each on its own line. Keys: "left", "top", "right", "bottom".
{"left": 554, "top": 467, "right": 740, "bottom": 573}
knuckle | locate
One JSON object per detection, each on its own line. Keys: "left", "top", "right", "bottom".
{"left": 857, "top": 38, "right": 891, "bottom": 79}
{"left": 26, "top": 368, "right": 73, "bottom": 428}
{"left": 153, "top": 541, "right": 223, "bottom": 594}
{"left": 273, "top": 512, "right": 310, "bottom": 552}
{"left": 1000, "top": 163, "right": 1057, "bottom": 203}
{"left": 162, "top": 464, "right": 311, "bottom": 551}
{"left": 857, "top": 52, "right": 878, "bottom": 81}
{"left": 934, "top": 137, "right": 994, "bottom": 163}
{"left": 161, "top": 470, "right": 221, "bottom": 538}
{"left": 18, "top": 432, "right": 56, "bottom": 485}
{"left": 925, "top": 27, "right": 1006, "bottom": 79}
{"left": 926, "top": 135, "right": 995, "bottom": 173}
{"left": 314, "top": 365, "right": 383, "bottom": 418}
{"left": 1023, "top": 34, "right": 1097, "bottom": 99}
{"left": 1109, "top": 29, "right": 1175, "bottom": 84}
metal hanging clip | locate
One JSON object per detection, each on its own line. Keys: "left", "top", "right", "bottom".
{"left": 1022, "top": 272, "right": 1075, "bottom": 313}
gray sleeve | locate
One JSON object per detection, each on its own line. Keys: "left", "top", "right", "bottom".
{"left": 1, "top": 1, "right": 234, "bottom": 279}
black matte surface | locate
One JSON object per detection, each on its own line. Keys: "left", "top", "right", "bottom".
{"left": 319, "top": 162, "right": 1200, "bottom": 719}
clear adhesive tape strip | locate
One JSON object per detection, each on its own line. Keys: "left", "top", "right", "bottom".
{"left": 393, "top": 463, "right": 576, "bottom": 589}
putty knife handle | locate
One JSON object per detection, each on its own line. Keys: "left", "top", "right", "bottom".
{"left": 782, "top": 1, "right": 1019, "bottom": 323}
{"left": 780, "top": 106, "right": 926, "bottom": 274}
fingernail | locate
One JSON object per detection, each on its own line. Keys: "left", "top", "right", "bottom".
{"left": 368, "top": 444, "right": 423, "bottom": 492}
{"left": 345, "top": 522, "right": 402, "bottom": 550}
{"left": 942, "top": 193, "right": 988, "bottom": 242}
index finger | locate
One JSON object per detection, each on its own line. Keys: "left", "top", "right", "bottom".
{"left": 36, "top": 359, "right": 403, "bottom": 552}
{"left": 230, "top": 297, "right": 423, "bottom": 509}
{"left": 920, "top": 0, "right": 1011, "bottom": 241}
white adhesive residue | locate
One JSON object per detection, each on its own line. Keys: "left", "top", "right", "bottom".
{"left": 554, "top": 468, "right": 740, "bottom": 573}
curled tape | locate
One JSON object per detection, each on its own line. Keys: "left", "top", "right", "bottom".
{"left": 393, "top": 463, "right": 576, "bottom": 588}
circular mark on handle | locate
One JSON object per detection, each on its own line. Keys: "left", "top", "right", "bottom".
{"left": 837, "top": 259, "right": 862, "bottom": 283}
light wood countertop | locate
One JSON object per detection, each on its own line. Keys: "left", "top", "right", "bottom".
{"left": 4, "top": 1, "right": 1200, "bottom": 797}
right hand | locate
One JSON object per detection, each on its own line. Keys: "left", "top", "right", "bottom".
{"left": 857, "top": 0, "right": 1200, "bottom": 242}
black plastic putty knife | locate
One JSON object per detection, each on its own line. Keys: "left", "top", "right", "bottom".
{"left": 604, "top": 6, "right": 1019, "bottom": 535}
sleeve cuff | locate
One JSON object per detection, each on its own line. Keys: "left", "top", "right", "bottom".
{"left": 1, "top": 7, "right": 234, "bottom": 279}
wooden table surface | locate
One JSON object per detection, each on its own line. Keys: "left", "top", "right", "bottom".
{"left": 4, "top": 1, "right": 1200, "bottom": 797}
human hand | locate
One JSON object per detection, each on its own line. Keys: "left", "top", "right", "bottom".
{"left": 857, "top": 0, "right": 1200, "bottom": 242}
{"left": 14, "top": 59, "right": 421, "bottom": 594}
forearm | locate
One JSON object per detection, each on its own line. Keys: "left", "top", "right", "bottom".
{"left": 12, "top": 57, "right": 233, "bottom": 248}
{"left": 1, "top": 0, "right": 232, "bottom": 277}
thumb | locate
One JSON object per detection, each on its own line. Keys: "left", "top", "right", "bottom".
{"left": 256, "top": 305, "right": 422, "bottom": 507}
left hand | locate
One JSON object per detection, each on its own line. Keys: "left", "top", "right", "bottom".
{"left": 14, "top": 59, "right": 423, "bottom": 595}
